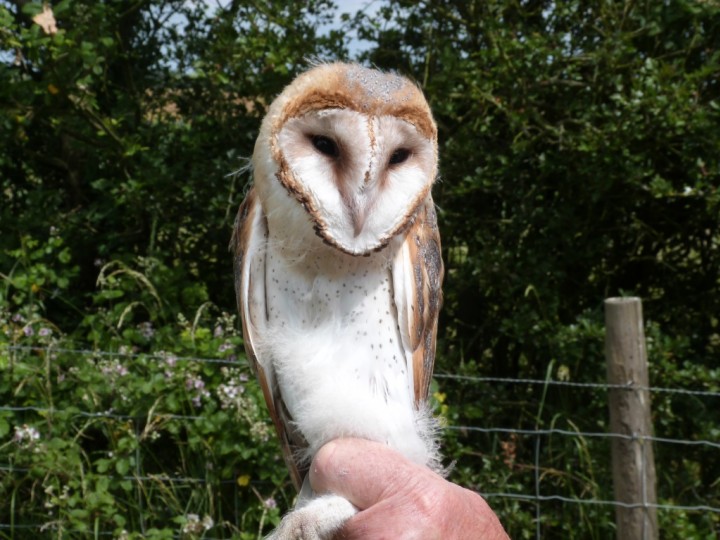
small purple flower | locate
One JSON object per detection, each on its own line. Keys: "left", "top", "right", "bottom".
{"left": 138, "top": 322, "right": 154, "bottom": 339}
{"left": 214, "top": 326, "right": 223, "bottom": 338}
{"left": 39, "top": 328, "right": 52, "bottom": 337}
{"left": 264, "top": 497, "right": 277, "bottom": 509}
{"left": 186, "top": 375, "right": 210, "bottom": 407}
{"left": 12, "top": 313, "right": 24, "bottom": 323}
{"left": 218, "top": 341, "right": 233, "bottom": 353}
{"left": 23, "top": 326, "right": 34, "bottom": 337}
{"left": 100, "top": 359, "right": 128, "bottom": 378}
{"left": 186, "top": 376, "right": 205, "bottom": 390}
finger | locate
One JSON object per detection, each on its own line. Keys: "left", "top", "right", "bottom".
{"left": 338, "top": 484, "right": 508, "bottom": 540}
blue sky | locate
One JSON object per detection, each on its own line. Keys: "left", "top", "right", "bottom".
{"left": 194, "top": 0, "right": 384, "bottom": 56}
{"left": 326, "top": 0, "right": 383, "bottom": 54}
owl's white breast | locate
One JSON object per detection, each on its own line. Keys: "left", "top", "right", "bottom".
{"left": 254, "top": 225, "right": 434, "bottom": 467}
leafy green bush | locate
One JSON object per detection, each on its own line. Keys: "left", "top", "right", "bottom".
{"left": 1, "top": 248, "right": 293, "bottom": 538}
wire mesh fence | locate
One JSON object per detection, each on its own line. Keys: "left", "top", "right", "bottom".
{"left": 1, "top": 344, "right": 718, "bottom": 538}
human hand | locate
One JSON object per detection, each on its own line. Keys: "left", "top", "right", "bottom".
{"left": 309, "top": 438, "right": 510, "bottom": 540}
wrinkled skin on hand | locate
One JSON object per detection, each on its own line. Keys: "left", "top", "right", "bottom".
{"left": 310, "top": 438, "right": 510, "bottom": 540}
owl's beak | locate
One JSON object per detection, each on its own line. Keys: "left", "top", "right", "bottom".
{"left": 352, "top": 205, "right": 368, "bottom": 237}
{"left": 345, "top": 178, "right": 373, "bottom": 237}
{"left": 338, "top": 184, "right": 367, "bottom": 237}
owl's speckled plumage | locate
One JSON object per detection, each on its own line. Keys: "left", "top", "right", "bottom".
{"left": 232, "top": 63, "right": 444, "bottom": 539}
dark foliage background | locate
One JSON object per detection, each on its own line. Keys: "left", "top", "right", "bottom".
{"left": 1, "top": 1, "right": 718, "bottom": 538}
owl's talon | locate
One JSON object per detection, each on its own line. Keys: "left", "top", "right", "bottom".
{"left": 266, "top": 494, "right": 357, "bottom": 540}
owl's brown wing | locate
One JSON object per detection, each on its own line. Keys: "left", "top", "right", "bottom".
{"left": 392, "top": 197, "right": 444, "bottom": 405}
{"left": 231, "top": 188, "right": 305, "bottom": 491}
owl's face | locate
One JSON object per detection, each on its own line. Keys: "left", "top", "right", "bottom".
{"left": 253, "top": 63, "right": 438, "bottom": 256}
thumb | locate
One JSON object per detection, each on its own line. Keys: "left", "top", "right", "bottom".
{"left": 309, "top": 438, "right": 422, "bottom": 510}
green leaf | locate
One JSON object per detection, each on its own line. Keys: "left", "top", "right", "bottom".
{"left": 115, "top": 459, "right": 130, "bottom": 476}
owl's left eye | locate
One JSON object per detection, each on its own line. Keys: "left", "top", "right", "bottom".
{"left": 389, "top": 148, "right": 411, "bottom": 166}
{"left": 310, "top": 135, "right": 340, "bottom": 159}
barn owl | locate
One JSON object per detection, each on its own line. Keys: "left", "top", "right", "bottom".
{"left": 232, "top": 62, "right": 443, "bottom": 539}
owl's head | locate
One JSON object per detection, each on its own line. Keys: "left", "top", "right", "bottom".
{"left": 253, "top": 63, "right": 438, "bottom": 256}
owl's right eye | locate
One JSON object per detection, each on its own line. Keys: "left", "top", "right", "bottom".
{"left": 310, "top": 135, "right": 340, "bottom": 158}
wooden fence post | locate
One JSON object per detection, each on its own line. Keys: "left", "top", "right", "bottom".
{"left": 604, "top": 297, "right": 658, "bottom": 540}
